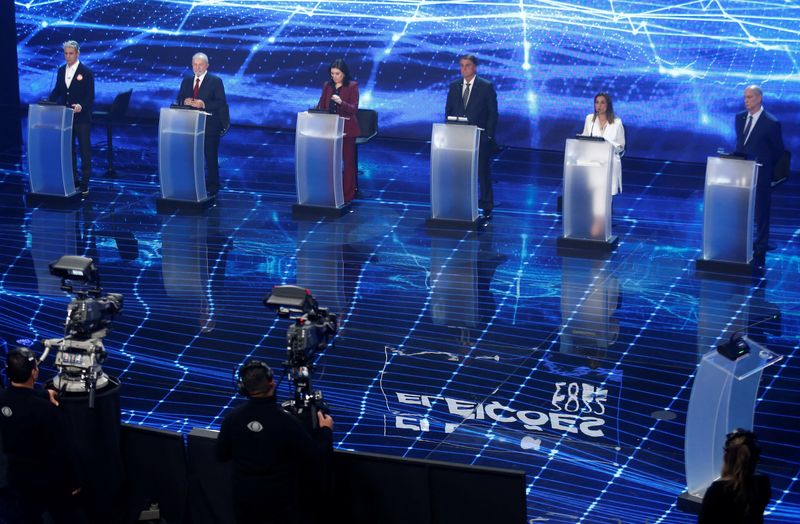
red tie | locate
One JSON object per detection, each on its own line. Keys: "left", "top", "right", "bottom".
{"left": 193, "top": 77, "right": 200, "bottom": 98}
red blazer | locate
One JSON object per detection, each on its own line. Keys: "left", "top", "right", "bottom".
{"left": 317, "top": 81, "right": 361, "bottom": 138}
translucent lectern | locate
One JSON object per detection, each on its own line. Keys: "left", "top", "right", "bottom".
{"left": 678, "top": 339, "right": 782, "bottom": 513}
{"left": 557, "top": 137, "right": 618, "bottom": 251}
{"left": 27, "top": 103, "right": 80, "bottom": 201}
{"left": 427, "top": 123, "right": 481, "bottom": 229}
{"left": 695, "top": 156, "right": 758, "bottom": 274}
{"left": 293, "top": 111, "right": 348, "bottom": 218}
{"left": 157, "top": 106, "right": 213, "bottom": 212}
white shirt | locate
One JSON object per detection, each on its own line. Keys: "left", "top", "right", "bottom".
{"left": 65, "top": 60, "right": 80, "bottom": 89}
{"left": 743, "top": 106, "right": 763, "bottom": 144}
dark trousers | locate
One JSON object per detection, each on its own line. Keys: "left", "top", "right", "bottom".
{"left": 342, "top": 137, "right": 356, "bottom": 202}
{"left": 205, "top": 121, "right": 222, "bottom": 193}
{"left": 478, "top": 137, "right": 494, "bottom": 212}
{"left": 72, "top": 122, "right": 92, "bottom": 192}
{"left": 754, "top": 168, "right": 772, "bottom": 254}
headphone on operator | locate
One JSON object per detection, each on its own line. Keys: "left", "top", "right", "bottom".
{"left": 5, "top": 347, "right": 38, "bottom": 384}
{"left": 724, "top": 428, "right": 761, "bottom": 462}
{"left": 235, "top": 360, "right": 274, "bottom": 396}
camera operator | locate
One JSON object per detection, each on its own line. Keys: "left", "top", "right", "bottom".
{"left": 216, "top": 360, "right": 334, "bottom": 524}
{"left": 0, "top": 348, "right": 85, "bottom": 524}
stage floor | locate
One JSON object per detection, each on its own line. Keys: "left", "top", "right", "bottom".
{"left": 1, "top": 123, "right": 798, "bottom": 523}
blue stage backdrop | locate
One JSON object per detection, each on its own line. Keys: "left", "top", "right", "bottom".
{"left": 15, "top": 1, "right": 800, "bottom": 164}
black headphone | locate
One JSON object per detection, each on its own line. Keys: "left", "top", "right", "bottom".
{"left": 725, "top": 428, "right": 761, "bottom": 461}
{"left": 235, "top": 360, "right": 273, "bottom": 396}
{"left": 5, "top": 347, "right": 38, "bottom": 384}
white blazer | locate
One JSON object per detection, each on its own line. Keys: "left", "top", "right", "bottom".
{"left": 582, "top": 114, "right": 625, "bottom": 195}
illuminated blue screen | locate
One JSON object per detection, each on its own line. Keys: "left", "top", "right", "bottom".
{"left": 14, "top": 0, "right": 800, "bottom": 163}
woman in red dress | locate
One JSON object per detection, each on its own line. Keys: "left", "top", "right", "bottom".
{"left": 317, "top": 58, "right": 360, "bottom": 203}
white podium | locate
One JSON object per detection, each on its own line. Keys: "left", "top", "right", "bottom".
{"left": 696, "top": 155, "right": 758, "bottom": 274}
{"left": 557, "top": 137, "right": 617, "bottom": 251}
{"left": 678, "top": 339, "right": 781, "bottom": 512}
{"left": 27, "top": 103, "right": 80, "bottom": 202}
{"left": 293, "top": 110, "right": 348, "bottom": 218}
{"left": 427, "top": 122, "right": 481, "bottom": 230}
{"left": 157, "top": 106, "right": 213, "bottom": 212}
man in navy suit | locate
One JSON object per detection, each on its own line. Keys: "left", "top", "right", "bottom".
{"left": 177, "top": 52, "right": 228, "bottom": 195}
{"left": 445, "top": 54, "right": 499, "bottom": 218}
{"left": 734, "top": 85, "right": 785, "bottom": 263}
{"left": 49, "top": 40, "right": 94, "bottom": 195}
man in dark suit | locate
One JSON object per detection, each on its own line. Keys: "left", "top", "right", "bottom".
{"left": 734, "top": 84, "right": 785, "bottom": 264}
{"left": 177, "top": 52, "right": 228, "bottom": 195}
{"left": 49, "top": 40, "right": 94, "bottom": 195}
{"left": 445, "top": 54, "right": 499, "bottom": 218}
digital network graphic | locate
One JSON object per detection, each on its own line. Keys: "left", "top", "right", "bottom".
{"left": 15, "top": 0, "right": 800, "bottom": 163}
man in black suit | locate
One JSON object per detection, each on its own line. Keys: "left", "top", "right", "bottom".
{"left": 177, "top": 52, "right": 228, "bottom": 195}
{"left": 445, "top": 54, "right": 499, "bottom": 218}
{"left": 734, "top": 85, "right": 785, "bottom": 264}
{"left": 49, "top": 40, "right": 94, "bottom": 195}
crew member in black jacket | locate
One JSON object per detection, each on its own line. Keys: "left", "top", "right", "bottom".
{"left": 0, "top": 348, "right": 84, "bottom": 524}
{"left": 177, "top": 52, "right": 228, "bottom": 195}
{"left": 216, "top": 360, "right": 334, "bottom": 524}
{"left": 49, "top": 40, "right": 94, "bottom": 195}
{"left": 445, "top": 54, "right": 499, "bottom": 218}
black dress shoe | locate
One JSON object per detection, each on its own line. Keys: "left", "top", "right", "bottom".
{"left": 481, "top": 211, "right": 493, "bottom": 220}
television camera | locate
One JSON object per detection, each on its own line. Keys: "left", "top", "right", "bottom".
{"left": 41, "top": 256, "right": 123, "bottom": 407}
{"left": 263, "top": 285, "right": 337, "bottom": 428}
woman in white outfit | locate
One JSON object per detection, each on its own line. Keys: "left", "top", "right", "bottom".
{"left": 582, "top": 92, "right": 625, "bottom": 195}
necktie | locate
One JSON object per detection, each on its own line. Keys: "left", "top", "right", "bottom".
{"left": 462, "top": 82, "right": 471, "bottom": 108}
{"left": 193, "top": 77, "right": 200, "bottom": 99}
{"left": 743, "top": 115, "right": 753, "bottom": 144}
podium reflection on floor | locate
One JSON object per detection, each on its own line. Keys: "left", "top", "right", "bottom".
{"left": 295, "top": 219, "right": 373, "bottom": 323}
{"left": 161, "top": 212, "right": 227, "bottom": 333}
{"left": 29, "top": 207, "right": 80, "bottom": 295}
{"left": 559, "top": 256, "right": 620, "bottom": 358}
{"left": 430, "top": 230, "right": 506, "bottom": 347}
